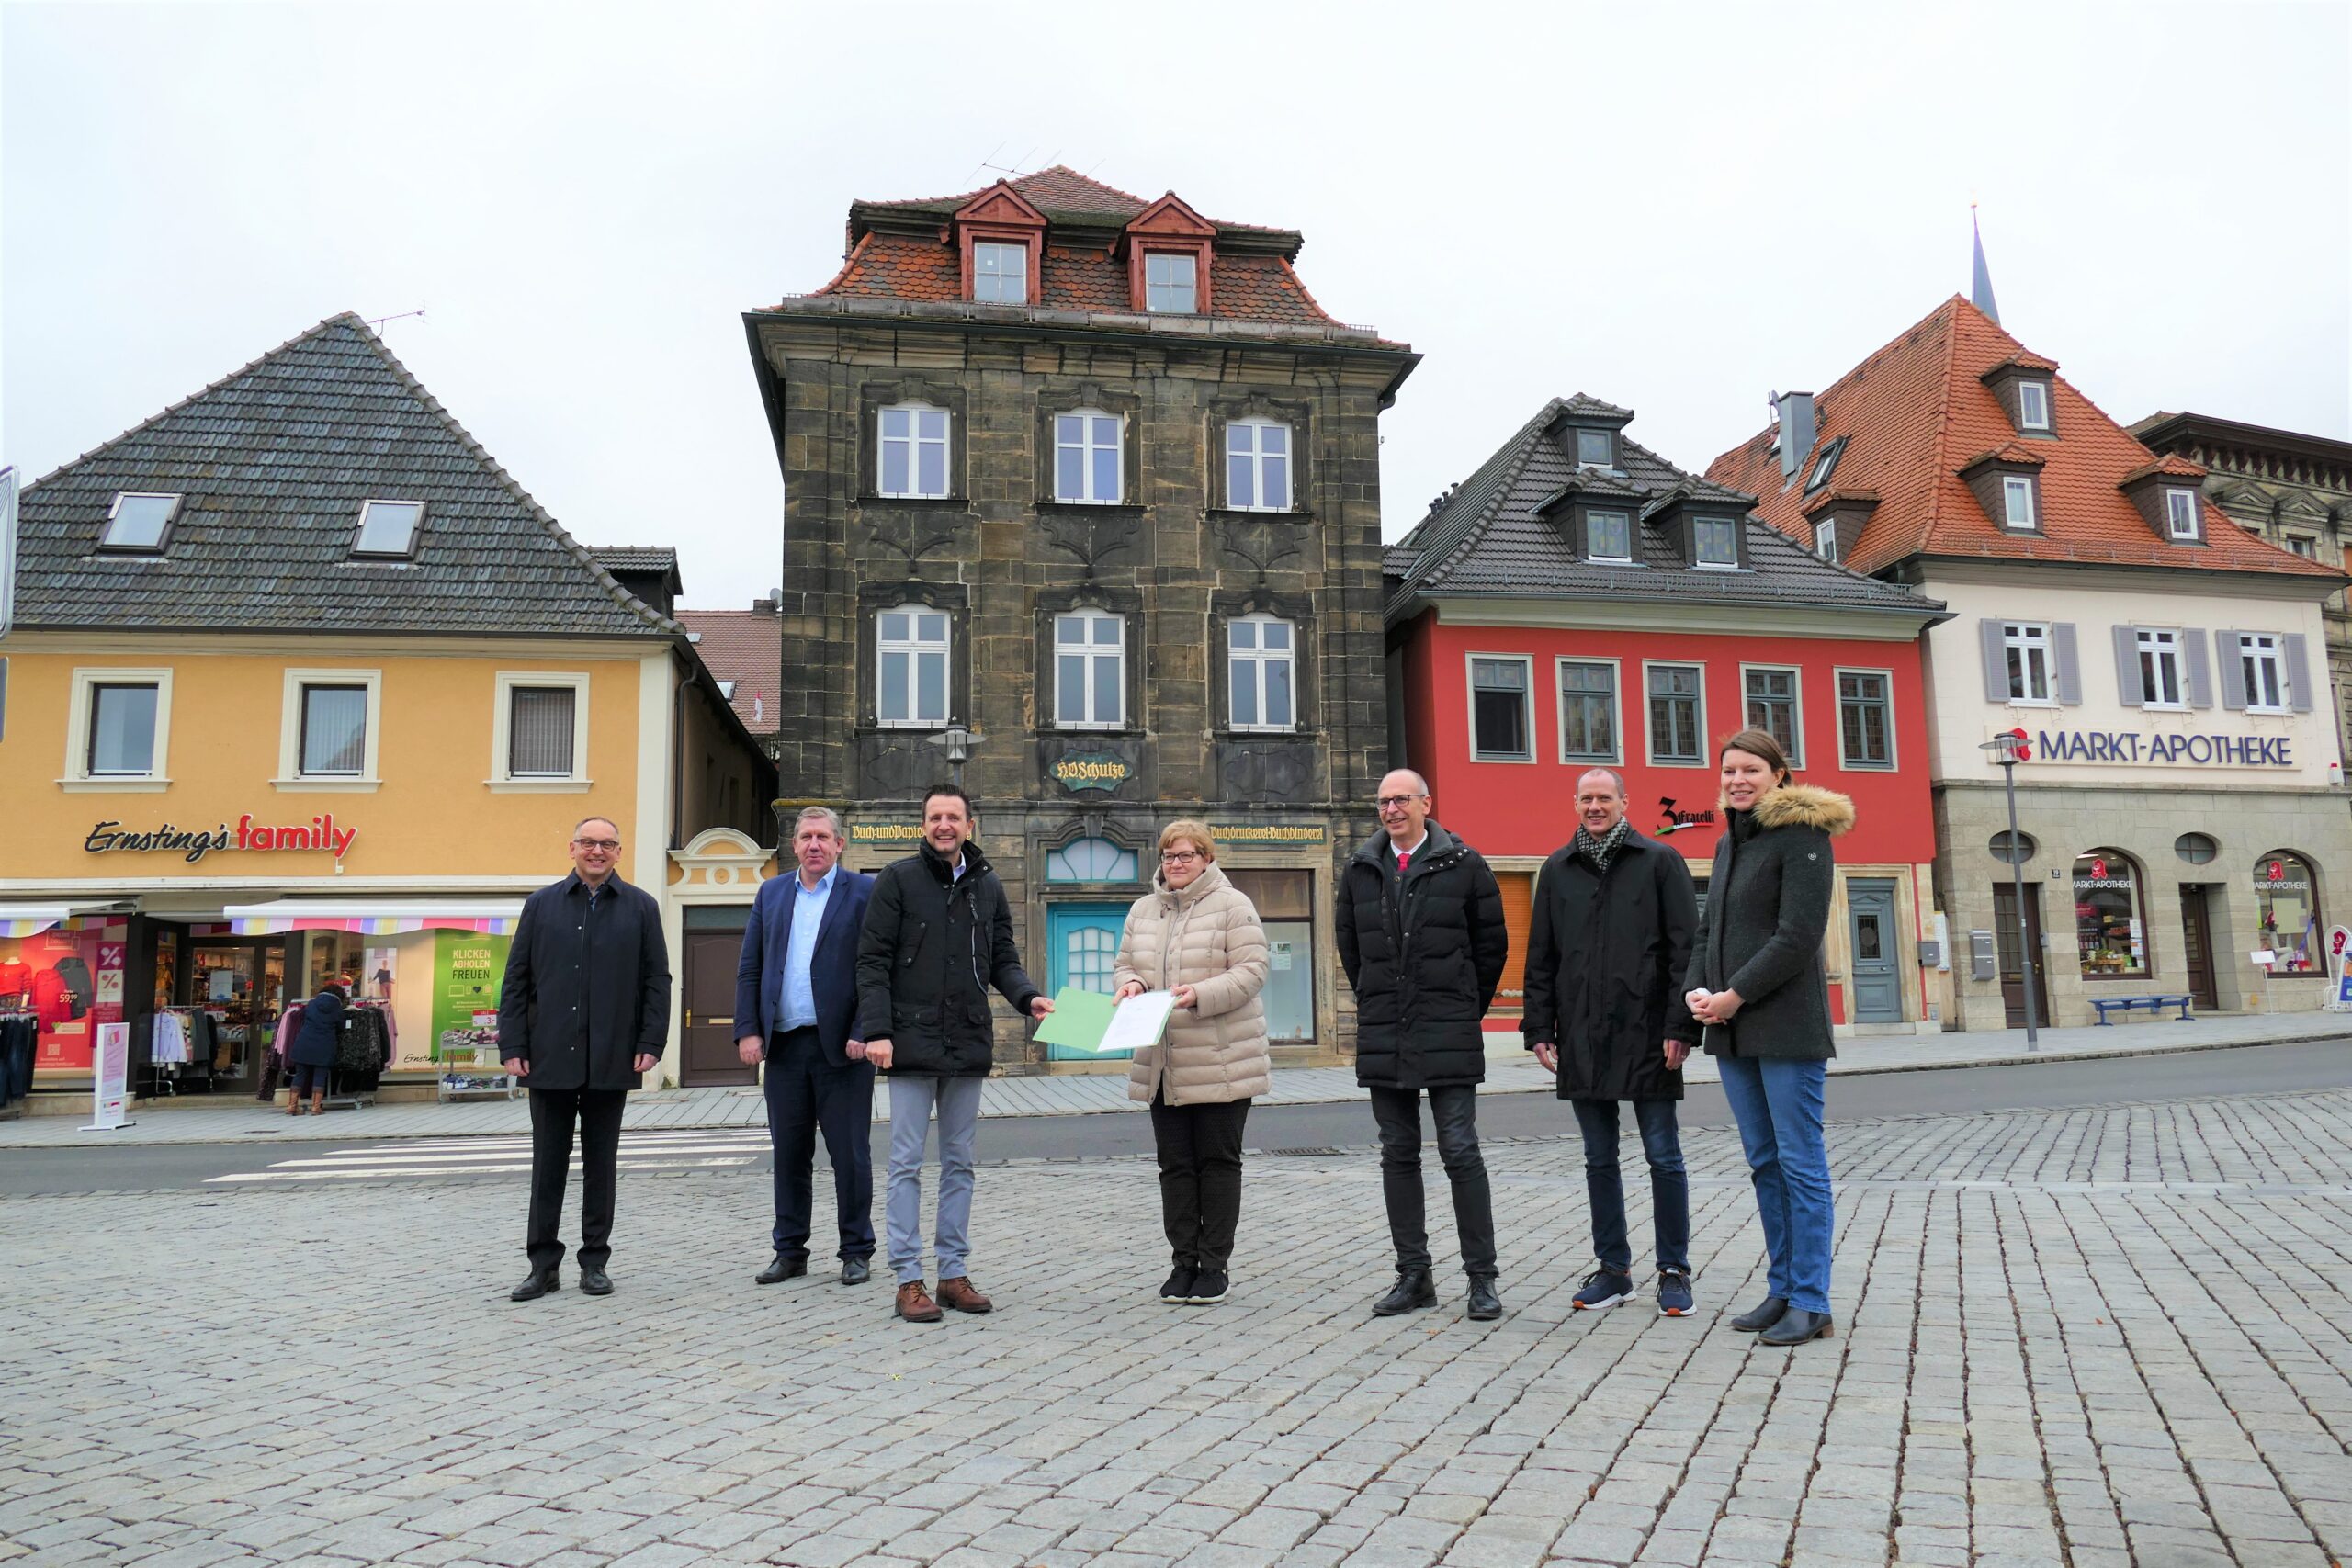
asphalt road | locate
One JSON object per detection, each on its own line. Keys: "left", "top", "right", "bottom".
{"left": 4, "top": 1037, "right": 2346, "bottom": 1196}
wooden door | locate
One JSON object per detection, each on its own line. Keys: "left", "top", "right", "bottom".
{"left": 1991, "top": 881, "right": 2049, "bottom": 1030}
{"left": 1493, "top": 871, "right": 1532, "bottom": 1023}
{"left": 2179, "top": 885, "right": 2218, "bottom": 1011}
{"left": 680, "top": 928, "right": 755, "bottom": 1086}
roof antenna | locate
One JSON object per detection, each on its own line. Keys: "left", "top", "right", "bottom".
{"left": 966, "top": 141, "right": 1008, "bottom": 185}
{"left": 368, "top": 308, "right": 427, "bottom": 334}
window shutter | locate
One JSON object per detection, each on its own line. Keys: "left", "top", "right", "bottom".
{"left": 2182, "top": 629, "right": 2213, "bottom": 710}
{"left": 2052, "top": 623, "right": 2082, "bottom": 705}
{"left": 1979, "top": 619, "right": 2007, "bottom": 701}
{"left": 2215, "top": 632, "right": 2246, "bottom": 712}
{"left": 2284, "top": 632, "right": 2314, "bottom": 713}
{"left": 2112, "top": 625, "right": 2144, "bottom": 706}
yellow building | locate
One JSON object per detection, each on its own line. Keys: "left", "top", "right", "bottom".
{"left": 0, "top": 316, "right": 773, "bottom": 1106}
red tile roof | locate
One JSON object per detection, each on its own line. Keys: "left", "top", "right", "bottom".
{"left": 1706, "top": 296, "right": 2343, "bottom": 581}
{"left": 677, "top": 609, "right": 781, "bottom": 736}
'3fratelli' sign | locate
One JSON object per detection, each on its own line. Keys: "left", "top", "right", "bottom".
{"left": 2030, "top": 730, "right": 2295, "bottom": 767}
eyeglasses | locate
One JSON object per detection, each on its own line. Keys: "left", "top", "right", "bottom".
{"left": 1160, "top": 850, "right": 1204, "bottom": 864}
{"left": 572, "top": 838, "right": 621, "bottom": 852}
{"left": 1375, "top": 795, "right": 1426, "bottom": 810}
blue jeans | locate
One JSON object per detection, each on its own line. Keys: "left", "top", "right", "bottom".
{"left": 886, "top": 1075, "right": 982, "bottom": 1286}
{"left": 1569, "top": 1098, "right": 1689, "bottom": 1274}
{"left": 1714, "top": 1055, "right": 1833, "bottom": 1314}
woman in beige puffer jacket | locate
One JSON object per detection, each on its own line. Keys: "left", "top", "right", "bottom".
{"left": 1113, "top": 820, "right": 1271, "bottom": 1306}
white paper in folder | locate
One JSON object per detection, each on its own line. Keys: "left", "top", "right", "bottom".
{"left": 1101, "top": 990, "right": 1178, "bottom": 1055}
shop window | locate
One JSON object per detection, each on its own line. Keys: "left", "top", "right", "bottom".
{"left": 1556, "top": 660, "right": 1617, "bottom": 763}
{"left": 1144, "top": 253, "right": 1196, "bottom": 313}
{"left": 1046, "top": 836, "right": 1139, "bottom": 882}
{"left": 2072, "top": 850, "right": 2149, "bottom": 980}
{"left": 878, "top": 403, "right": 951, "bottom": 499}
{"left": 1646, "top": 662, "right": 1704, "bottom": 765}
{"left": 1836, "top": 669, "right": 1894, "bottom": 769}
{"left": 1055, "top": 410, "right": 1123, "bottom": 503}
{"left": 2174, "top": 832, "right": 2217, "bottom": 865}
{"left": 1226, "top": 419, "right": 1292, "bottom": 511}
{"left": 352, "top": 499, "right": 424, "bottom": 558}
{"left": 876, "top": 606, "right": 949, "bottom": 728}
{"left": 1228, "top": 615, "right": 1295, "bottom": 732}
{"left": 1224, "top": 868, "right": 1316, "bottom": 1042}
{"left": 1989, "top": 829, "right": 2036, "bottom": 864}
{"left": 2254, "top": 851, "right": 2323, "bottom": 974}
{"left": 1054, "top": 610, "right": 1125, "bottom": 729}
{"left": 99, "top": 491, "right": 180, "bottom": 553}
{"left": 1468, "top": 656, "right": 1532, "bottom": 761}
{"left": 1742, "top": 666, "right": 1803, "bottom": 763}
{"left": 972, "top": 242, "right": 1027, "bottom": 304}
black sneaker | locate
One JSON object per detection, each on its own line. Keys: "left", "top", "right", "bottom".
{"left": 1160, "top": 1266, "right": 1196, "bottom": 1304}
{"left": 1657, "top": 1268, "right": 1694, "bottom": 1317}
{"left": 1188, "top": 1270, "right": 1228, "bottom": 1304}
{"left": 1571, "top": 1268, "right": 1633, "bottom": 1311}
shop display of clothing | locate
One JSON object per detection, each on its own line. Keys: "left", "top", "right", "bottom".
{"left": 0, "top": 960, "right": 31, "bottom": 998}
{"left": 32, "top": 969, "right": 74, "bottom": 1029}
{"left": 0, "top": 1015, "right": 37, "bottom": 1108}
{"left": 334, "top": 1003, "right": 393, "bottom": 1091}
{"left": 150, "top": 1010, "right": 191, "bottom": 1065}
{"left": 273, "top": 1004, "right": 306, "bottom": 1062}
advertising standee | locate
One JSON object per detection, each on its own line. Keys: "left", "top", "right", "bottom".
{"left": 82, "top": 1021, "right": 132, "bottom": 1131}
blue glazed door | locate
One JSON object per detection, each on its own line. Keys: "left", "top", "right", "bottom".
{"left": 1046, "top": 903, "right": 1130, "bottom": 1061}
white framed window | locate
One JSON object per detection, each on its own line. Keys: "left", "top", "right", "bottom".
{"left": 876, "top": 606, "right": 950, "bottom": 728}
{"left": 1814, "top": 519, "right": 1838, "bottom": 562}
{"left": 2018, "top": 379, "right": 2051, "bottom": 432}
{"left": 276, "top": 668, "right": 383, "bottom": 790}
{"left": 1574, "top": 428, "right": 1612, "bottom": 468}
{"left": 2240, "top": 633, "right": 2289, "bottom": 714}
{"left": 2285, "top": 534, "right": 2319, "bottom": 560}
{"left": 1467, "top": 655, "right": 1534, "bottom": 762}
{"left": 1226, "top": 420, "right": 1292, "bottom": 511}
{"left": 99, "top": 492, "right": 180, "bottom": 553}
{"left": 973, "top": 242, "right": 1027, "bottom": 304}
{"left": 1645, "top": 662, "right": 1705, "bottom": 766}
{"left": 1836, "top": 668, "right": 1895, "bottom": 770}
{"left": 352, "top": 499, "right": 424, "bottom": 558}
{"left": 879, "top": 402, "right": 950, "bottom": 499}
{"left": 1145, "top": 252, "right": 1196, "bottom": 313}
{"left": 1556, "top": 659, "right": 1619, "bottom": 763}
{"left": 1228, "top": 615, "right": 1295, "bottom": 733}
{"left": 2003, "top": 622, "right": 2054, "bottom": 705}
{"left": 1694, "top": 515, "right": 1740, "bottom": 569}
{"left": 2136, "top": 627, "right": 2186, "bottom": 708}
{"left": 1585, "top": 509, "right": 1633, "bottom": 563}
{"left": 1742, "top": 664, "right": 1804, "bottom": 764}
{"left": 1055, "top": 410, "right": 1123, "bottom": 503}
{"left": 2165, "top": 488, "right": 2200, "bottom": 540}
{"left": 490, "top": 671, "right": 593, "bottom": 789}
{"left": 62, "top": 668, "right": 174, "bottom": 791}
{"left": 2001, "top": 476, "right": 2037, "bottom": 530}
{"left": 1054, "top": 610, "right": 1125, "bottom": 729}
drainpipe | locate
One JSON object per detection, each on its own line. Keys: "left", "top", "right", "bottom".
{"left": 670, "top": 648, "right": 695, "bottom": 853}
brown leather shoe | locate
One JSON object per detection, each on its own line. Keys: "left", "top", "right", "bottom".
{"left": 894, "top": 1281, "right": 943, "bottom": 1323}
{"left": 937, "top": 1276, "right": 993, "bottom": 1314}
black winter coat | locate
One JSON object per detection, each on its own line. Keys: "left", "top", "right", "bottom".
{"left": 1685, "top": 784, "right": 1852, "bottom": 1062}
{"left": 498, "top": 871, "right": 673, "bottom": 1092}
{"left": 854, "top": 840, "right": 1041, "bottom": 1077}
{"left": 288, "top": 991, "right": 345, "bottom": 1068}
{"left": 1337, "top": 821, "right": 1508, "bottom": 1089}
{"left": 1522, "top": 828, "right": 1700, "bottom": 1101}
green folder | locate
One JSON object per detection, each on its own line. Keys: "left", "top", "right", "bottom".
{"left": 1033, "top": 986, "right": 1121, "bottom": 1055}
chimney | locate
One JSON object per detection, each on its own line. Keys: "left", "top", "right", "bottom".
{"left": 1776, "top": 391, "right": 1816, "bottom": 479}
{"left": 751, "top": 595, "right": 776, "bottom": 615}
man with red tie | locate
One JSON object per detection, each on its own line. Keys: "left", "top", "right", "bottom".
{"left": 1335, "top": 769, "right": 1510, "bottom": 1322}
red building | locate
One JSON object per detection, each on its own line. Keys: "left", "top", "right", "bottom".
{"left": 1385, "top": 395, "right": 1952, "bottom": 1034}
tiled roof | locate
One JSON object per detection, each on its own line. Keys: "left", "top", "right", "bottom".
{"left": 860, "top": 166, "right": 1294, "bottom": 237}
{"left": 1385, "top": 398, "right": 1940, "bottom": 622}
{"left": 676, "top": 609, "right": 782, "bottom": 735}
{"left": 17, "top": 314, "right": 675, "bottom": 637}
{"left": 592, "top": 545, "right": 681, "bottom": 578}
{"left": 1705, "top": 296, "right": 2345, "bottom": 582}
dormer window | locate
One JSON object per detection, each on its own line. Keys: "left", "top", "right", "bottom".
{"left": 973, "top": 242, "right": 1027, "bottom": 304}
{"left": 1145, "top": 253, "right": 1196, "bottom": 313}
{"left": 1585, "top": 509, "right": 1633, "bottom": 564}
{"left": 1694, "top": 515, "right": 1741, "bottom": 569}
{"left": 1815, "top": 518, "right": 1840, "bottom": 562}
{"left": 99, "top": 492, "right": 180, "bottom": 553}
{"left": 2002, "top": 477, "right": 2037, "bottom": 531}
{"left": 351, "top": 499, "right": 424, "bottom": 558}
{"left": 1574, "top": 428, "right": 1612, "bottom": 468}
{"left": 2018, "top": 380, "right": 2052, "bottom": 432}
{"left": 2165, "top": 489, "right": 2199, "bottom": 540}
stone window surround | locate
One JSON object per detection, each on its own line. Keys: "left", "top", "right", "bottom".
{"left": 1035, "top": 384, "right": 1143, "bottom": 508}
{"left": 1035, "top": 584, "right": 1144, "bottom": 737}
{"left": 858, "top": 377, "right": 969, "bottom": 503}
{"left": 1205, "top": 391, "right": 1313, "bottom": 514}
{"left": 854, "top": 580, "right": 970, "bottom": 732}
{"left": 1209, "top": 588, "right": 1317, "bottom": 737}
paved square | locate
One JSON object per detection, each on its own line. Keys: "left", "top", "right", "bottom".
{"left": 5, "top": 1087, "right": 2350, "bottom": 1566}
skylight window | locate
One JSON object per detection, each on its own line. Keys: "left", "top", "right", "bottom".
{"left": 1805, "top": 439, "right": 1843, "bottom": 492}
{"left": 352, "top": 500, "right": 424, "bottom": 558}
{"left": 99, "top": 492, "right": 181, "bottom": 552}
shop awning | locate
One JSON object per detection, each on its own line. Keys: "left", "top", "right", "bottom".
{"left": 0, "top": 901, "right": 130, "bottom": 938}
{"left": 220, "top": 898, "right": 525, "bottom": 936}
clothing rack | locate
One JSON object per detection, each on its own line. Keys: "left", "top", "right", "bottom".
{"left": 0, "top": 1009, "right": 36, "bottom": 1120}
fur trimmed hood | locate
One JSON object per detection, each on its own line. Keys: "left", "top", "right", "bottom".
{"left": 1730, "top": 782, "right": 1856, "bottom": 836}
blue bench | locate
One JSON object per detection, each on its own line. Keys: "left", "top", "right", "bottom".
{"left": 2090, "top": 994, "right": 2193, "bottom": 1025}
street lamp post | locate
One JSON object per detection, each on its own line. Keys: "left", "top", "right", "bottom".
{"left": 944, "top": 724, "right": 971, "bottom": 789}
{"left": 1981, "top": 728, "right": 2039, "bottom": 1050}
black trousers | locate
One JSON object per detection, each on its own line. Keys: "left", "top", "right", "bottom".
{"left": 526, "top": 1086, "right": 626, "bottom": 1272}
{"left": 1149, "top": 1092, "right": 1250, "bottom": 1270}
{"left": 764, "top": 1026, "right": 876, "bottom": 1262}
{"left": 1369, "top": 1083, "right": 1498, "bottom": 1279}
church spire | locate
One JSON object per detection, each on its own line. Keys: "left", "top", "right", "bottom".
{"left": 1971, "top": 205, "right": 2000, "bottom": 323}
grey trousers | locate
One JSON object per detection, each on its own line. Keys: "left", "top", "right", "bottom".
{"left": 886, "top": 1074, "right": 983, "bottom": 1285}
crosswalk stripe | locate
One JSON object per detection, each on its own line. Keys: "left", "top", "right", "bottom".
{"left": 210, "top": 1125, "right": 775, "bottom": 1184}
{"left": 209, "top": 1156, "right": 755, "bottom": 1183}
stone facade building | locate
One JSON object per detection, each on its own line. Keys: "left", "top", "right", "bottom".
{"left": 743, "top": 168, "right": 1416, "bottom": 1069}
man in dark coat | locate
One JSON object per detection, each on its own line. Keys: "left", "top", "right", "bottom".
{"left": 1336, "top": 768, "right": 1509, "bottom": 1322}
{"left": 500, "top": 816, "right": 672, "bottom": 1302}
{"left": 1523, "top": 767, "right": 1702, "bottom": 1318}
{"left": 855, "top": 784, "right": 1051, "bottom": 1323}
{"left": 736, "top": 805, "right": 876, "bottom": 1286}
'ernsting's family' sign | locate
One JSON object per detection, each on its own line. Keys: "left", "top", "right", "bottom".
{"left": 2030, "top": 730, "right": 2294, "bottom": 767}
{"left": 85, "top": 814, "right": 360, "bottom": 864}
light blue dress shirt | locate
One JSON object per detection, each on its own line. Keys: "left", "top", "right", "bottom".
{"left": 777, "top": 863, "right": 837, "bottom": 1033}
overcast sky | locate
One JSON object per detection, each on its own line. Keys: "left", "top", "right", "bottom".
{"left": 7, "top": 2, "right": 2346, "bottom": 610}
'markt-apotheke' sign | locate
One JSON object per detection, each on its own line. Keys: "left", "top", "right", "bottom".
{"left": 2030, "top": 730, "right": 2294, "bottom": 767}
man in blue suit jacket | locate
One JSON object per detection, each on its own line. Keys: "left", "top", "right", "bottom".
{"left": 736, "top": 805, "right": 877, "bottom": 1285}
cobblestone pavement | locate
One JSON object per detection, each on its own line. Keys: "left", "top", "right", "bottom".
{"left": 5, "top": 1088, "right": 2350, "bottom": 1567}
